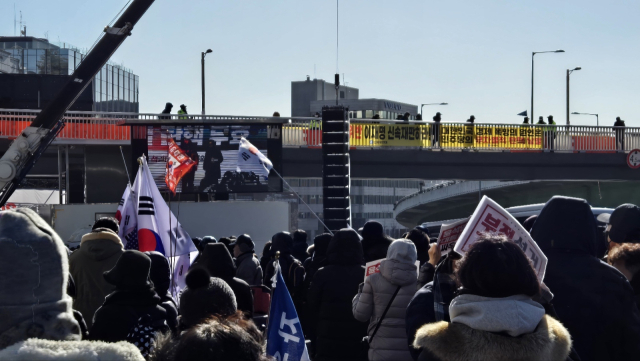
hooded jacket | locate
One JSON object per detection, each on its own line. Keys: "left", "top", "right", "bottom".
{"left": 235, "top": 251, "right": 263, "bottom": 286}
{"left": 361, "top": 221, "right": 393, "bottom": 263}
{"left": 353, "top": 239, "right": 418, "bottom": 361}
{"left": 413, "top": 313, "right": 571, "bottom": 361}
{"left": 0, "top": 339, "right": 144, "bottom": 361}
{"left": 68, "top": 229, "right": 123, "bottom": 328}
{"left": 531, "top": 196, "right": 640, "bottom": 361}
{"left": 145, "top": 251, "right": 178, "bottom": 333}
{"left": 193, "top": 243, "right": 254, "bottom": 317}
{"left": 264, "top": 232, "right": 305, "bottom": 304}
{"left": 303, "top": 234, "right": 332, "bottom": 293}
{"left": 307, "top": 230, "right": 368, "bottom": 361}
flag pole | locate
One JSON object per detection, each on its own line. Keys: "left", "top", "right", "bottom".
{"left": 270, "top": 168, "right": 334, "bottom": 236}
{"left": 119, "top": 146, "right": 131, "bottom": 186}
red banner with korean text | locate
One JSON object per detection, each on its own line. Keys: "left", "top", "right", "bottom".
{"left": 165, "top": 137, "right": 196, "bottom": 194}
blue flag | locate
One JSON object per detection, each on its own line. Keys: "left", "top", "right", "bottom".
{"left": 266, "top": 261, "right": 310, "bottom": 361}
{"left": 517, "top": 110, "right": 528, "bottom": 116}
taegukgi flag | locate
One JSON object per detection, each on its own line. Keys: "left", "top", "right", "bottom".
{"left": 237, "top": 137, "right": 273, "bottom": 178}
{"left": 266, "top": 260, "right": 310, "bottom": 361}
{"left": 120, "top": 156, "right": 196, "bottom": 257}
{"left": 119, "top": 175, "right": 139, "bottom": 245}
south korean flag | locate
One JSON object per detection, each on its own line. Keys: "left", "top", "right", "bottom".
{"left": 237, "top": 137, "right": 273, "bottom": 178}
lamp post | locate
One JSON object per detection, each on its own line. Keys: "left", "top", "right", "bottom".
{"left": 531, "top": 49, "right": 564, "bottom": 122}
{"left": 201, "top": 49, "right": 212, "bottom": 115}
{"left": 421, "top": 102, "right": 448, "bottom": 116}
{"left": 571, "top": 112, "right": 599, "bottom": 127}
{"left": 566, "top": 67, "right": 581, "bottom": 125}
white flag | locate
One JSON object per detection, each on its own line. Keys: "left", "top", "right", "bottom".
{"left": 237, "top": 137, "right": 273, "bottom": 178}
{"left": 135, "top": 156, "right": 197, "bottom": 257}
{"left": 119, "top": 173, "right": 140, "bottom": 248}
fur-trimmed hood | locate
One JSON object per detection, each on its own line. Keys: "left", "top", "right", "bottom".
{"left": 413, "top": 315, "right": 571, "bottom": 361}
{"left": 0, "top": 338, "right": 144, "bottom": 360}
{"left": 81, "top": 229, "right": 123, "bottom": 246}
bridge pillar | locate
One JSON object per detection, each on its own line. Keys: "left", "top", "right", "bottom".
{"left": 321, "top": 106, "right": 351, "bottom": 232}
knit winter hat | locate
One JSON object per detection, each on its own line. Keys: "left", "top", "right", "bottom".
{"left": 179, "top": 268, "right": 237, "bottom": 328}
{"left": 144, "top": 251, "right": 171, "bottom": 297}
{"left": 362, "top": 221, "right": 385, "bottom": 239}
{"left": 0, "top": 208, "right": 81, "bottom": 348}
{"left": 103, "top": 250, "right": 153, "bottom": 290}
{"left": 609, "top": 204, "right": 640, "bottom": 244}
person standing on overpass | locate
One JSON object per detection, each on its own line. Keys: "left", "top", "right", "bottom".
{"left": 614, "top": 116, "right": 626, "bottom": 152}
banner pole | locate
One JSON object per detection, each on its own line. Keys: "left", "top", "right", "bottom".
{"left": 271, "top": 168, "right": 334, "bottom": 236}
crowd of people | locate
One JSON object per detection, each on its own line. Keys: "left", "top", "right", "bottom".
{"left": 1, "top": 196, "right": 640, "bottom": 360}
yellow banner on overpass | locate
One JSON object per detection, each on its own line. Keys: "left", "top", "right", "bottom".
{"left": 439, "top": 124, "right": 544, "bottom": 148}
{"left": 350, "top": 123, "right": 431, "bottom": 147}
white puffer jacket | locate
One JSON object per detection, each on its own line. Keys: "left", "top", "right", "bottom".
{"left": 353, "top": 239, "right": 418, "bottom": 361}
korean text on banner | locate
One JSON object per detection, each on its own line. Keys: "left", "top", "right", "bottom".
{"left": 350, "top": 123, "right": 431, "bottom": 147}
{"left": 165, "top": 137, "right": 196, "bottom": 194}
{"left": 440, "top": 125, "right": 543, "bottom": 149}
{"left": 437, "top": 218, "right": 469, "bottom": 256}
{"left": 454, "top": 196, "right": 547, "bottom": 281}
{"left": 364, "top": 258, "right": 420, "bottom": 281}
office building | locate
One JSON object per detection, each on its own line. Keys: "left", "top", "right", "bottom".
{"left": 291, "top": 76, "right": 418, "bottom": 119}
{"left": 0, "top": 36, "right": 138, "bottom": 112}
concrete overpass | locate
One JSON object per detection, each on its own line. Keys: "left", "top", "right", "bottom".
{"left": 393, "top": 180, "right": 640, "bottom": 228}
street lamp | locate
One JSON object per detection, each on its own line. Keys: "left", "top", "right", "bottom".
{"left": 201, "top": 49, "right": 212, "bottom": 115}
{"left": 572, "top": 112, "right": 599, "bottom": 127}
{"left": 421, "top": 102, "right": 448, "bottom": 116}
{"left": 566, "top": 67, "right": 581, "bottom": 125}
{"left": 531, "top": 49, "right": 564, "bottom": 122}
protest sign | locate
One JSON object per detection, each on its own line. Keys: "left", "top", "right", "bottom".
{"left": 364, "top": 258, "right": 420, "bottom": 281}
{"left": 437, "top": 218, "right": 469, "bottom": 256}
{"left": 350, "top": 123, "right": 431, "bottom": 147}
{"left": 454, "top": 196, "right": 547, "bottom": 281}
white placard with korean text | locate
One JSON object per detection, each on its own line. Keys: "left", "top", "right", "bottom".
{"left": 437, "top": 218, "right": 469, "bottom": 256}
{"left": 454, "top": 196, "right": 547, "bottom": 281}
{"left": 364, "top": 258, "right": 420, "bottom": 281}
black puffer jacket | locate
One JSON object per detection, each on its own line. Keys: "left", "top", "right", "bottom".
{"left": 303, "top": 233, "right": 332, "bottom": 293}
{"left": 361, "top": 221, "right": 394, "bottom": 263}
{"left": 307, "top": 229, "right": 368, "bottom": 361}
{"left": 531, "top": 196, "right": 640, "bottom": 361}
{"left": 264, "top": 232, "right": 305, "bottom": 304}
{"left": 145, "top": 251, "right": 179, "bottom": 333}
{"left": 193, "top": 243, "right": 254, "bottom": 317}
{"left": 90, "top": 288, "right": 166, "bottom": 342}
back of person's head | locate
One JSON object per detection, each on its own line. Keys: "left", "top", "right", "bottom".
{"left": 312, "top": 233, "right": 333, "bottom": 261}
{"left": 179, "top": 268, "right": 237, "bottom": 329}
{"left": 406, "top": 228, "right": 430, "bottom": 261}
{"left": 522, "top": 215, "right": 537, "bottom": 233}
{"left": 362, "top": 221, "right": 385, "bottom": 239}
{"left": 150, "top": 315, "right": 265, "bottom": 361}
{"left": 609, "top": 243, "right": 640, "bottom": 280}
{"left": 403, "top": 112, "right": 411, "bottom": 120}
{"left": 327, "top": 229, "right": 364, "bottom": 265}
{"left": 198, "top": 236, "right": 217, "bottom": 252}
{"left": 293, "top": 230, "right": 308, "bottom": 244}
{"left": 196, "top": 243, "right": 236, "bottom": 279}
{"left": 386, "top": 239, "right": 418, "bottom": 265}
{"left": 273, "top": 112, "right": 280, "bottom": 117}
{"left": 261, "top": 241, "right": 272, "bottom": 258}
{"left": 104, "top": 250, "right": 154, "bottom": 290}
{"left": 144, "top": 251, "right": 171, "bottom": 297}
{"left": 271, "top": 232, "right": 293, "bottom": 253}
{"left": 232, "top": 234, "right": 255, "bottom": 254}
{"left": 456, "top": 235, "right": 540, "bottom": 298}
{"left": 609, "top": 203, "right": 640, "bottom": 245}
{"left": 0, "top": 208, "right": 81, "bottom": 345}
{"left": 530, "top": 196, "right": 597, "bottom": 256}
{"left": 92, "top": 217, "right": 119, "bottom": 234}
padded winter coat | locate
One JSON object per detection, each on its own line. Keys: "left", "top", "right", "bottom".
{"left": 413, "top": 315, "right": 571, "bottom": 361}
{"left": 307, "top": 229, "right": 367, "bottom": 361}
{"left": 353, "top": 239, "right": 417, "bottom": 361}
{"left": 235, "top": 252, "right": 263, "bottom": 286}
{"left": 68, "top": 230, "right": 123, "bottom": 328}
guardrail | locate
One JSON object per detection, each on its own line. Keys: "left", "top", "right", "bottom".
{"left": 0, "top": 109, "right": 637, "bottom": 152}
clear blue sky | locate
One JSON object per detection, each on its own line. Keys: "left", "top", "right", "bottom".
{"left": 3, "top": 0, "right": 639, "bottom": 126}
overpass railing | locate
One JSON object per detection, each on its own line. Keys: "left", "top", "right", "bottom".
{"left": 1, "top": 109, "right": 637, "bottom": 152}
{"left": 286, "top": 118, "right": 640, "bottom": 152}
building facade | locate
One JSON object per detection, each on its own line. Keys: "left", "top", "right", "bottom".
{"left": 291, "top": 76, "right": 418, "bottom": 119}
{"left": 0, "top": 36, "right": 138, "bottom": 112}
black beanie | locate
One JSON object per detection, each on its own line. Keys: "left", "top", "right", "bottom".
{"left": 104, "top": 250, "right": 153, "bottom": 290}
{"left": 145, "top": 251, "right": 171, "bottom": 296}
{"left": 179, "top": 268, "right": 237, "bottom": 328}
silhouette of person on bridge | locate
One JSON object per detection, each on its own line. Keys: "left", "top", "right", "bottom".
{"left": 432, "top": 112, "right": 442, "bottom": 148}
{"left": 614, "top": 116, "right": 626, "bottom": 152}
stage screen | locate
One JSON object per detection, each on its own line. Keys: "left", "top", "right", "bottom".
{"left": 145, "top": 124, "right": 282, "bottom": 194}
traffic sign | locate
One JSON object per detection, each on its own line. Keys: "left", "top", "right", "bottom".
{"left": 628, "top": 149, "right": 640, "bottom": 169}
